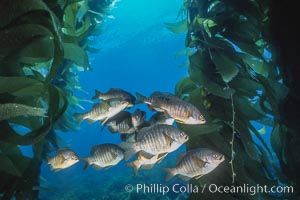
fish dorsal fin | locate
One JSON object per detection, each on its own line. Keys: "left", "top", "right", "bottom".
{"left": 141, "top": 164, "right": 155, "bottom": 170}
{"left": 178, "top": 174, "right": 192, "bottom": 181}
{"left": 108, "top": 88, "right": 122, "bottom": 93}
{"left": 91, "top": 146, "right": 100, "bottom": 154}
{"left": 92, "top": 102, "right": 101, "bottom": 109}
{"left": 176, "top": 153, "right": 187, "bottom": 165}
{"left": 192, "top": 156, "right": 206, "bottom": 168}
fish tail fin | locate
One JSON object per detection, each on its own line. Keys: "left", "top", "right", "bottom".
{"left": 92, "top": 89, "right": 102, "bottom": 99}
{"left": 162, "top": 167, "right": 177, "bottom": 182}
{"left": 126, "top": 160, "right": 141, "bottom": 176}
{"left": 135, "top": 92, "right": 147, "bottom": 104}
{"left": 74, "top": 113, "right": 85, "bottom": 125}
{"left": 119, "top": 142, "right": 139, "bottom": 161}
{"left": 80, "top": 158, "right": 90, "bottom": 170}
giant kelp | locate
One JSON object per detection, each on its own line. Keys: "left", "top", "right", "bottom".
{"left": 0, "top": 0, "right": 117, "bottom": 199}
{"left": 170, "top": 0, "right": 298, "bottom": 199}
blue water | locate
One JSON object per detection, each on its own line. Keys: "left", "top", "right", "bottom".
{"left": 39, "top": 0, "right": 191, "bottom": 199}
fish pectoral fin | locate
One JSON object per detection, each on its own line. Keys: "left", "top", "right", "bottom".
{"left": 192, "top": 156, "right": 206, "bottom": 168}
{"left": 178, "top": 174, "right": 192, "bottom": 181}
{"left": 163, "top": 132, "right": 174, "bottom": 147}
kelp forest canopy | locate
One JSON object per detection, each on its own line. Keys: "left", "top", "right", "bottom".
{"left": 0, "top": 0, "right": 117, "bottom": 199}
{"left": 0, "top": 0, "right": 300, "bottom": 200}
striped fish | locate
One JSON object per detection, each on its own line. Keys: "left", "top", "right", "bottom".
{"left": 136, "top": 91, "right": 179, "bottom": 112}
{"left": 119, "top": 124, "right": 189, "bottom": 160}
{"left": 92, "top": 88, "right": 136, "bottom": 105}
{"left": 74, "top": 98, "right": 131, "bottom": 125}
{"left": 159, "top": 99, "right": 206, "bottom": 124}
{"left": 81, "top": 144, "right": 124, "bottom": 170}
{"left": 131, "top": 109, "right": 146, "bottom": 129}
{"left": 163, "top": 148, "right": 225, "bottom": 181}
{"left": 47, "top": 149, "right": 79, "bottom": 172}
{"left": 136, "top": 92, "right": 206, "bottom": 125}
{"left": 103, "top": 111, "right": 136, "bottom": 134}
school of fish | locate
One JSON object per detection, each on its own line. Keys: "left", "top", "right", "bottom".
{"left": 46, "top": 88, "right": 224, "bottom": 182}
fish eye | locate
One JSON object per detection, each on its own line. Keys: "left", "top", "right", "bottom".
{"left": 212, "top": 154, "right": 219, "bottom": 159}
{"left": 180, "top": 132, "right": 185, "bottom": 137}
